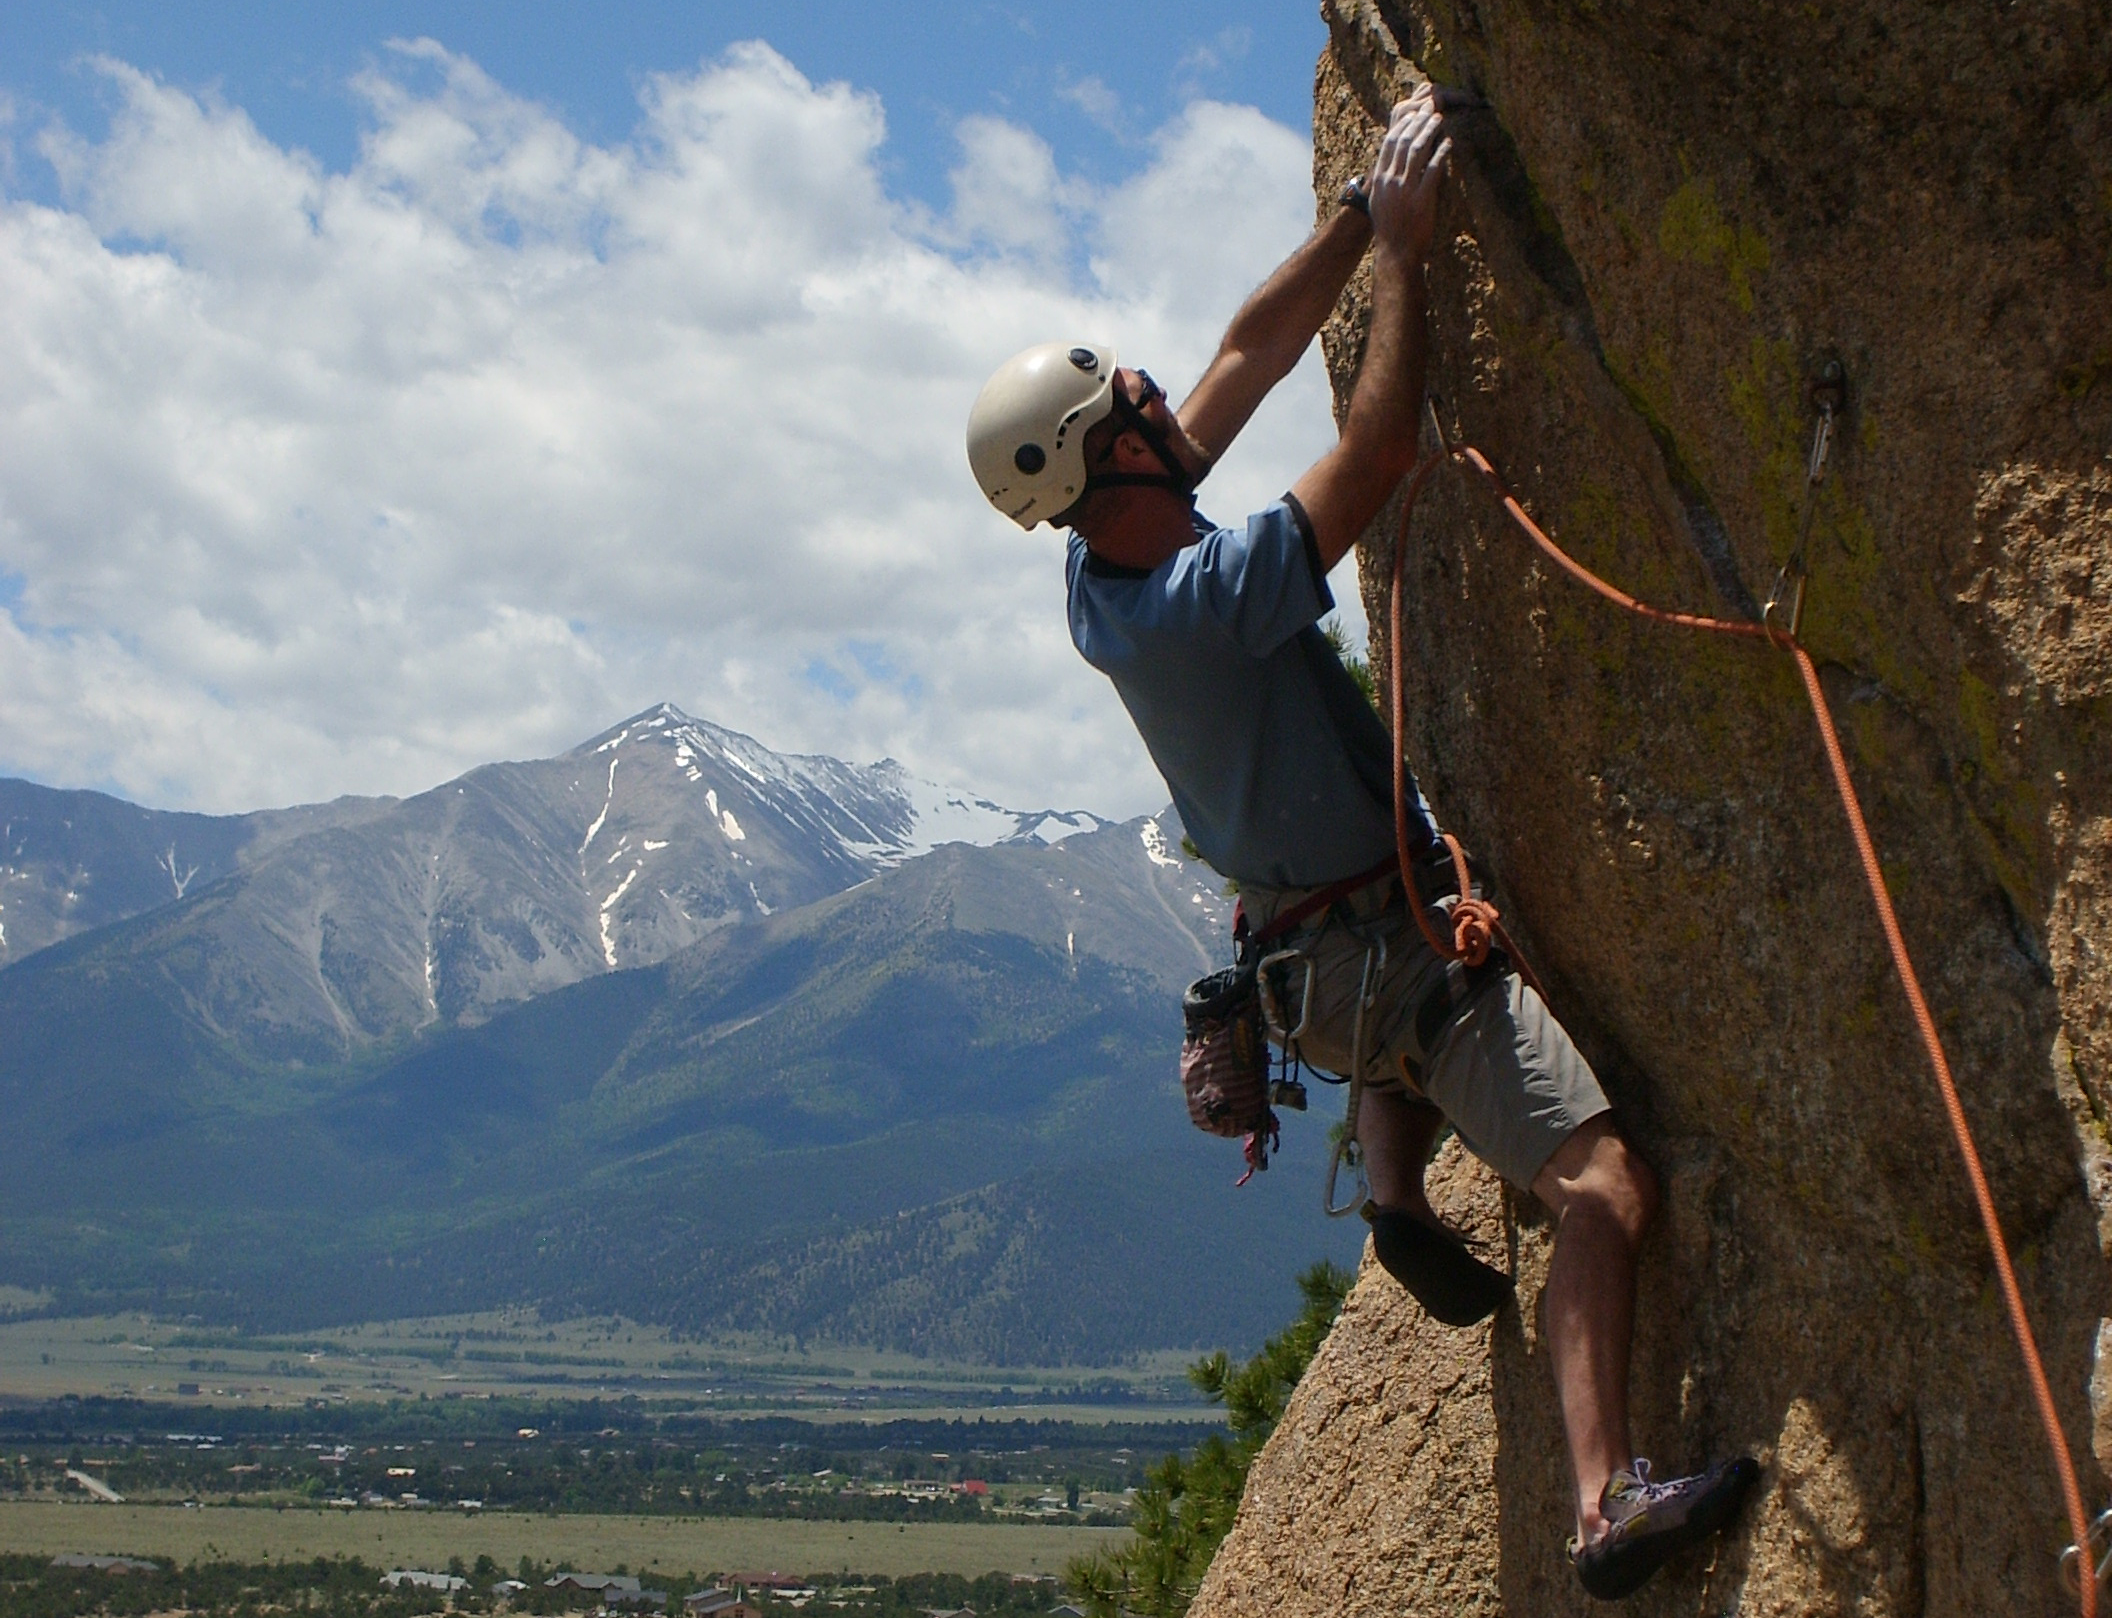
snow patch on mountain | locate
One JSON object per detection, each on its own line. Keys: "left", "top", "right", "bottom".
{"left": 580, "top": 758, "right": 617, "bottom": 854}
{"left": 881, "top": 772, "right": 1033, "bottom": 859}
{"left": 1139, "top": 819, "right": 1182, "bottom": 869}
{"left": 586, "top": 703, "right": 1107, "bottom": 871}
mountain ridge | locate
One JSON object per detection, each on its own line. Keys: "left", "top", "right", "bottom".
{"left": 0, "top": 777, "right": 395, "bottom": 968}
{"left": 0, "top": 702, "right": 1123, "bottom": 1047}
{"left": 0, "top": 707, "right": 1366, "bottom": 1361}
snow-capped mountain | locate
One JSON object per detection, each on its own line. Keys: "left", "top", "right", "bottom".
{"left": 602, "top": 705, "right": 1102, "bottom": 869}
{"left": 484, "top": 704, "right": 1112, "bottom": 989}
{"left": 0, "top": 707, "right": 1266, "bottom": 1353}
{"left": 0, "top": 704, "right": 1131, "bottom": 1045}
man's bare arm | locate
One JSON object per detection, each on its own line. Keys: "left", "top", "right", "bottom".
{"left": 1291, "top": 93, "right": 1452, "bottom": 571}
{"left": 1175, "top": 203, "right": 1373, "bottom": 465}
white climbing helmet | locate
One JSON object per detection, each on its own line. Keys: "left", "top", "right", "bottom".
{"left": 965, "top": 342, "right": 1118, "bottom": 529}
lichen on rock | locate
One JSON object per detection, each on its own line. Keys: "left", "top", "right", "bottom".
{"left": 1192, "top": 1, "right": 2112, "bottom": 1613}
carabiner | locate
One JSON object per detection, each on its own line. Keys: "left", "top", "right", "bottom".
{"left": 2060, "top": 1506, "right": 2112, "bottom": 1597}
{"left": 1762, "top": 363, "right": 1847, "bottom": 647}
{"left": 1762, "top": 564, "right": 1808, "bottom": 645}
{"left": 1256, "top": 948, "right": 1319, "bottom": 1044}
{"left": 1324, "top": 936, "right": 1388, "bottom": 1218}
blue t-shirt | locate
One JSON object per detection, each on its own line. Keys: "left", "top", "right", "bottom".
{"left": 1067, "top": 497, "right": 1436, "bottom": 888}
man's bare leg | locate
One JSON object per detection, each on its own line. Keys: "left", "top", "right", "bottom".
{"left": 1358, "top": 1084, "right": 1445, "bottom": 1215}
{"left": 1528, "top": 1115, "right": 1659, "bottom": 1540}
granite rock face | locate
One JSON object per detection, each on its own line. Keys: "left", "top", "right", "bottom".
{"left": 1194, "top": 2, "right": 2112, "bottom": 1613}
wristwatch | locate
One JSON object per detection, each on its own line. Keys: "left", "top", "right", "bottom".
{"left": 1337, "top": 178, "right": 1371, "bottom": 216}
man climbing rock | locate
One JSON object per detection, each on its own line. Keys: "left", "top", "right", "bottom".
{"left": 965, "top": 85, "right": 1757, "bottom": 1600}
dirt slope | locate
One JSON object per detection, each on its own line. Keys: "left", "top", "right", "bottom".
{"left": 1195, "top": 2, "right": 2112, "bottom": 1613}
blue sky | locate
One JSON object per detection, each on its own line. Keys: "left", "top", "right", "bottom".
{"left": 2, "top": 3, "right": 1325, "bottom": 212}
{"left": 0, "top": 4, "right": 1360, "bottom": 816}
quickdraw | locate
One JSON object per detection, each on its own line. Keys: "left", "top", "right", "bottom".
{"left": 1321, "top": 932, "right": 1387, "bottom": 1218}
{"left": 1762, "top": 358, "right": 1846, "bottom": 645}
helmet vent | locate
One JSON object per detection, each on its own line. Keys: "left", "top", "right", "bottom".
{"left": 1014, "top": 444, "right": 1047, "bottom": 474}
{"left": 1068, "top": 347, "right": 1097, "bottom": 371}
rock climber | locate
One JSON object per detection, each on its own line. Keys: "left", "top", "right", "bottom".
{"left": 964, "top": 85, "right": 1758, "bottom": 1599}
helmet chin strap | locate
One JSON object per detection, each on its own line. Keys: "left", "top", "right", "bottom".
{"left": 1082, "top": 471, "right": 1194, "bottom": 500}
{"left": 1083, "top": 389, "right": 1204, "bottom": 503}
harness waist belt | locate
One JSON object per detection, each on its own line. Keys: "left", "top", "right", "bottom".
{"left": 1238, "top": 857, "right": 1398, "bottom": 954}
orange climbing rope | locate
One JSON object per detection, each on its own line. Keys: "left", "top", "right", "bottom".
{"left": 1388, "top": 431, "right": 2096, "bottom": 1617}
{"left": 1387, "top": 454, "right": 1538, "bottom": 990}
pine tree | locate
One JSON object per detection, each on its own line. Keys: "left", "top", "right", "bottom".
{"left": 1064, "top": 1261, "right": 1353, "bottom": 1617}
{"left": 1321, "top": 617, "right": 1378, "bottom": 710}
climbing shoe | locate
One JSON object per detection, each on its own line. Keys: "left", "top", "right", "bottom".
{"left": 1569, "top": 1455, "right": 1761, "bottom": 1601}
{"left": 1363, "top": 1203, "right": 1512, "bottom": 1326}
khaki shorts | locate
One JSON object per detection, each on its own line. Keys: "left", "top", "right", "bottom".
{"left": 1241, "top": 875, "right": 1610, "bottom": 1189}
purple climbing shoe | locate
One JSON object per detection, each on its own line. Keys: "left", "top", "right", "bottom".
{"left": 1569, "top": 1454, "right": 1761, "bottom": 1600}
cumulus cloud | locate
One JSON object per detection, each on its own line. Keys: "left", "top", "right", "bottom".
{"left": 0, "top": 40, "right": 1350, "bottom": 817}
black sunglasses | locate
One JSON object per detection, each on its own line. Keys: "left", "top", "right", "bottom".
{"left": 1125, "top": 370, "right": 1165, "bottom": 412}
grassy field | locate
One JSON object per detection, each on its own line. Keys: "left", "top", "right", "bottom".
{"left": 0, "top": 1501, "right": 1127, "bottom": 1580}
{"left": 0, "top": 1310, "right": 1214, "bottom": 1422}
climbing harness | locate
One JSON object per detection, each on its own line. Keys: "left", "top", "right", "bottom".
{"left": 1387, "top": 376, "right": 2096, "bottom": 1618}
{"left": 1181, "top": 858, "right": 1395, "bottom": 1182}
{"left": 1241, "top": 856, "right": 1483, "bottom": 1217}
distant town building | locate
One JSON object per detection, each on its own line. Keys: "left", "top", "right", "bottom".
{"left": 50, "top": 1556, "right": 158, "bottom": 1574}
{"left": 681, "top": 1592, "right": 760, "bottom": 1618}
{"left": 381, "top": 1571, "right": 467, "bottom": 1593}
{"left": 729, "top": 1572, "right": 808, "bottom": 1594}
{"left": 543, "top": 1574, "right": 665, "bottom": 1609}
{"left": 546, "top": 1575, "right": 639, "bottom": 1597}
{"left": 723, "top": 1571, "right": 815, "bottom": 1603}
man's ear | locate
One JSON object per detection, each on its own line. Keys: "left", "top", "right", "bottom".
{"left": 1110, "top": 428, "right": 1155, "bottom": 470}
{"left": 1078, "top": 415, "right": 1120, "bottom": 473}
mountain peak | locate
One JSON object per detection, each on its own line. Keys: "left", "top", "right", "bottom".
{"left": 570, "top": 704, "right": 1109, "bottom": 868}
{"left": 0, "top": 706, "right": 1135, "bottom": 1031}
